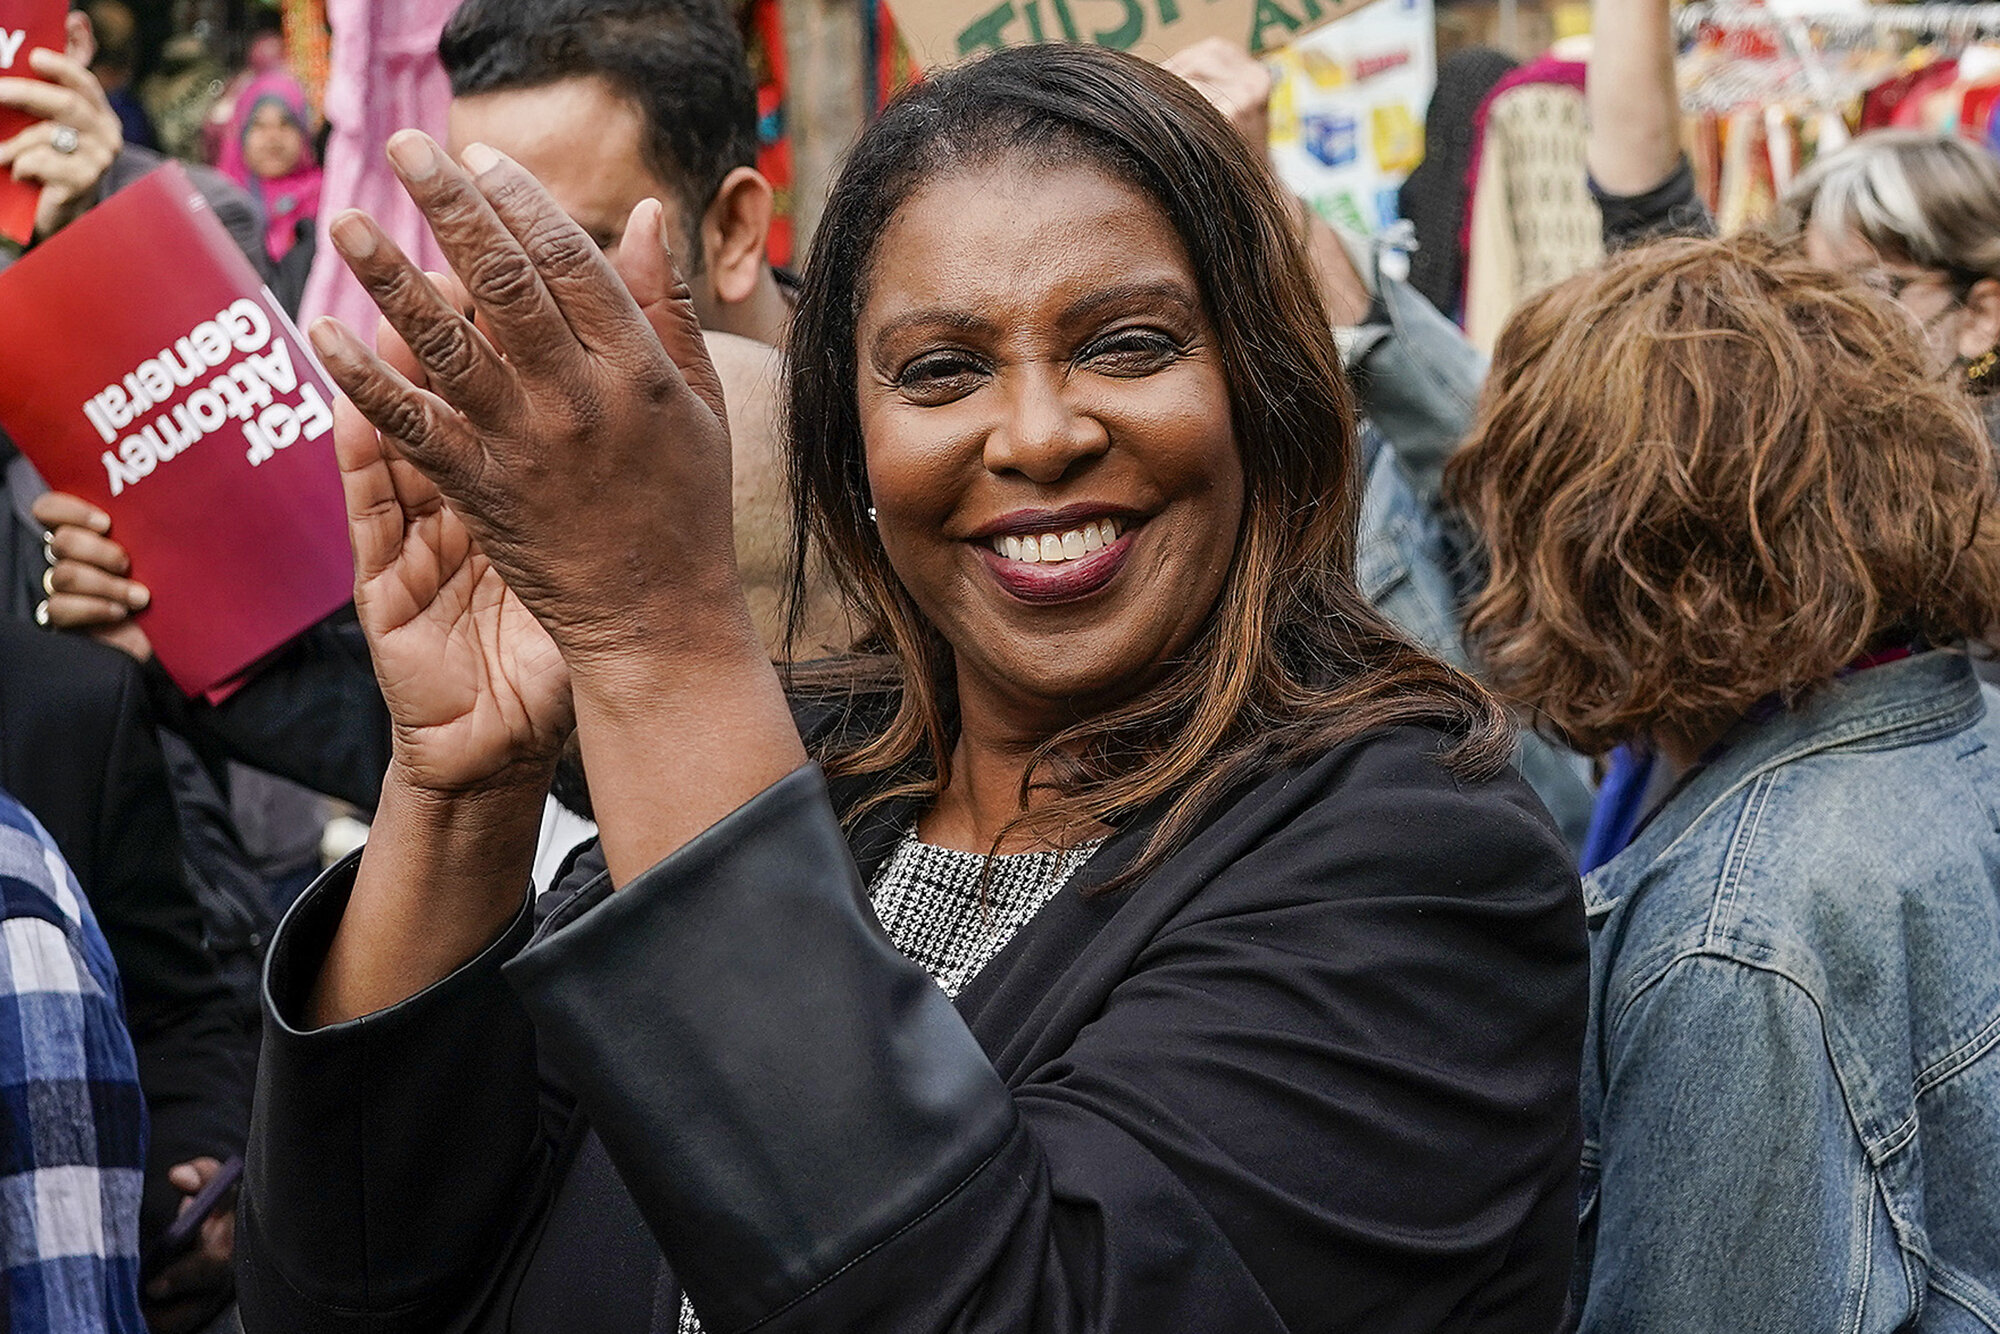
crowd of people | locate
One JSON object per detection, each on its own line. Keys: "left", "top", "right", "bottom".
{"left": 1, "top": 0, "right": 1999, "bottom": 1329}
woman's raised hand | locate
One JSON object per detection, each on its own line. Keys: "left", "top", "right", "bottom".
{"left": 333, "top": 334, "right": 572, "bottom": 793}
{"left": 314, "top": 130, "right": 802, "bottom": 891}
{"left": 307, "top": 132, "right": 744, "bottom": 689}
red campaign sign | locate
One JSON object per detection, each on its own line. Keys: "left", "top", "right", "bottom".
{"left": 0, "top": 0, "right": 68, "bottom": 246}
{"left": 0, "top": 162, "right": 355, "bottom": 696}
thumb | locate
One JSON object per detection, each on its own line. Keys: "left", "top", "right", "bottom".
{"left": 168, "top": 1156, "right": 220, "bottom": 1196}
{"left": 612, "top": 197, "right": 729, "bottom": 426}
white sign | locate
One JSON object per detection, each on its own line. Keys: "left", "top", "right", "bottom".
{"left": 1268, "top": 0, "right": 1436, "bottom": 234}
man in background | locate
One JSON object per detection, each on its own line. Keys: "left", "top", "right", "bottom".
{"left": 37, "top": 0, "right": 849, "bottom": 818}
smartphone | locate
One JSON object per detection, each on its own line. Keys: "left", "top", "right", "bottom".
{"left": 141, "top": 1155, "right": 243, "bottom": 1282}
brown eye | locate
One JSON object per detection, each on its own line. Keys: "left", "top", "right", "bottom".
{"left": 895, "top": 353, "right": 987, "bottom": 405}
{"left": 1082, "top": 329, "right": 1183, "bottom": 375}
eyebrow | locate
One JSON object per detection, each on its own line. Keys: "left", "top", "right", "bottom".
{"left": 867, "top": 310, "right": 997, "bottom": 364}
{"left": 1057, "top": 279, "right": 1202, "bottom": 326}
{"left": 866, "top": 279, "right": 1202, "bottom": 364}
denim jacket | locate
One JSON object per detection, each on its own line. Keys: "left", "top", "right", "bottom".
{"left": 1573, "top": 651, "right": 2000, "bottom": 1333}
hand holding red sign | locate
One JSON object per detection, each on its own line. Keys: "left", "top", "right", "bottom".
{"left": 0, "top": 163, "right": 354, "bottom": 696}
{"left": 0, "top": 44, "right": 124, "bottom": 242}
{"left": 0, "top": 0, "right": 68, "bottom": 246}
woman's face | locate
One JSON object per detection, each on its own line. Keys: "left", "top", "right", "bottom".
{"left": 1805, "top": 222, "right": 1984, "bottom": 368}
{"left": 855, "top": 160, "right": 1245, "bottom": 734}
{"left": 244, "top": 102, "right": 305, "bottom": 181}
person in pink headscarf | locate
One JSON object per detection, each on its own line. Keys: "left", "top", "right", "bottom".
{"left": 218, "top": 70, "right": 323, "bottom": 302}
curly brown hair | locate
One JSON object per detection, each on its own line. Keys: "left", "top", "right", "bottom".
{"left": 1444, "top": 234, "right": 2000, "bottom": 757}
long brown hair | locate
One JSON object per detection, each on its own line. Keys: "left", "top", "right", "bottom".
{"left": 782, "top": 44, "right": 1510, "bottom": 886}
{"left": 1446, "top": 234, "right": 2000, "bottom": 756}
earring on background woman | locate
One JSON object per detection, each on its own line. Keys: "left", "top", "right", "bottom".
{"left": 1967, "top": 347, "right": 1999, "bottom": 391}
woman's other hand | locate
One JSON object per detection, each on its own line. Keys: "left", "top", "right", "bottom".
{"left": 308, "top": 284, "right": 577, "bottom": 1028}
{"left": 28, "top": 491, "right": 153, "bottom": 662}
{"left": 1162, "top": 38, "right": 1272, "bottom": 155}
{"left": 333, "top": 306, "right": 572, "bottom": 794}
{"left": 306, "top": 132, "right": 744, "bottom": 681}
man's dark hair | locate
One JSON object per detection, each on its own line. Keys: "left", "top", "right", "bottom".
{"left": 438, "top": 0, "right": 758, "bottom": 246}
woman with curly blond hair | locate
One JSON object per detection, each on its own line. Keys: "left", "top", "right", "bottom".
{"left": 1447, "top": 234, "right": 2000, "bottom": 1334}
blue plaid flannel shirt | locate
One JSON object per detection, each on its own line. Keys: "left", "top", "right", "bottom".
{"left": 0, "top": 791, "right": 146, "bottom": 1333}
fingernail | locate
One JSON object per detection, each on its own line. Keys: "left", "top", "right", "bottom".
{"left": 460, "top": 142, "right": 501, "bottom": 177}
{"left": 387, "top": 130, "right": 440, "bottom": 181}
{"left": 128, "top": 584, "right": 150, "bottom": 610}
{"left": 330, "top": 212, "right": 376, "bottom": 260}
{"left": 87, "top": 511, "right": 110, "bottom": 534}
{"left": 307, "top": 318, "right": 345, "bottom": 360}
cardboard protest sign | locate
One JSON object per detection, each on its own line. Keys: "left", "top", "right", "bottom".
{"left": 0, "top": 163, "right": 354, "bottom": 696}
{"left": 884, "top": 0, "right": 1372, "bottom": 68}
{"left": 0, "top": 0, "right": 67, "bottom": 246}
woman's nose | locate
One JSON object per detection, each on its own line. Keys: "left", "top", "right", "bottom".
{"left": 981, "top": 366, "right": 1110, "bottom": 484}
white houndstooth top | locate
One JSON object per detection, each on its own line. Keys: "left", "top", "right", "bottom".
{"left": 675, "top": 829, "right": 1103, "bottom": 1334}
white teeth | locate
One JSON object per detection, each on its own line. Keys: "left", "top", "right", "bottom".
{"left": 989, "top": 518, "right": 1129, "bottom": 564}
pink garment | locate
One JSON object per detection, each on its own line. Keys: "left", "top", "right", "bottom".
{"left": 219, "top": 72, "right": 325, "bottom": 265}
{"left": 298, "top": 0, "right": 455, "bottom": 337}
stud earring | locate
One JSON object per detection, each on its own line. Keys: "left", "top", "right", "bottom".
{"left": 866, "top": 506, "right": 878, "bottom": 523}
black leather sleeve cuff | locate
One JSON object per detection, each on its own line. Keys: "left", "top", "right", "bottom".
{"left": 240, "top": 855, "right": 543, "bottom": 1326}
{"left": 504, "top": 764, "right": 1017, "bottom": 1334}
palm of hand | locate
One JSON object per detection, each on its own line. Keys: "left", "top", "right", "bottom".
{"left": 344, "top": 416, "right": 573, "bottom": 792}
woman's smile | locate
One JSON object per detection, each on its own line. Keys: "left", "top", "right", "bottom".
{"left": 978, "top": 521, "right": 1133, "bottom": 602}
{"left": 969, "top": 509, "right": 1138, "bottom": 603}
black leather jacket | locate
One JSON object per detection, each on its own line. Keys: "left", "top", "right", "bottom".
{"left": 239, "top": 723, "right": 1587, "bottom": 1334}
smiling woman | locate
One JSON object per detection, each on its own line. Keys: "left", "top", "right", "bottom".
{"left": 236, "top": 43, "right": 1588, "bottom": 1334}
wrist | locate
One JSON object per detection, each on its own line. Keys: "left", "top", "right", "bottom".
{"left": 382, "top": 753, "right": 556, "bottom": 830}
{"left": 561, "top": 598, "right": 770, "bottom": 718}
{"left": 375, "top": 757, "right": 558, "bottom": 895}
{"left": 311, "top": 763, "right": 549, "bottom": 1026}
{"left": 563, "top": 624, "right": 805, "bottom": 887}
